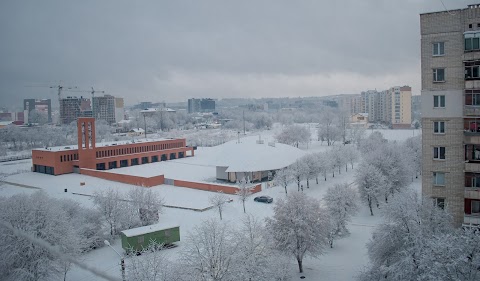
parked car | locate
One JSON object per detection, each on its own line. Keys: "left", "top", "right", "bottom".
{"left": 254, "top": 196, "right": 273, "bottom": 203}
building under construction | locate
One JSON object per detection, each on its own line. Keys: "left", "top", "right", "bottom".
{"left": 59, "top": 97, "right": 92, "bottom": 125}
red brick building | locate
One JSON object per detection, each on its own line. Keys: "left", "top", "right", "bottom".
{"left": 32, "top": 117, "right": 194, "bottom": 176}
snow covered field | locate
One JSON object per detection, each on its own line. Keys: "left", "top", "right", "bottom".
{"left": 0, "top": 127, "right": 421, "bottom": 280}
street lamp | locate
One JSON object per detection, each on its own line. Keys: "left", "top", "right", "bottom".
{"left": 104, "top": 240, "right": 125, "bottom": 281}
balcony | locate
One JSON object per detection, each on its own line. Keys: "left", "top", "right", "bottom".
{"left": 465, "top": 187, "right": 480, "bottom": 200}
{"left": 464, "top": 215, "right": 480, "bottom": 225}
{"left": 464, "top": 105, "right": 480, "bottom": 116}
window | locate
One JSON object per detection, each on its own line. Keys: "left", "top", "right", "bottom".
{"left": 465, "top": 65, "right": 480, "bottom": 79}
{"left": 434, "top": 121, "right": 445, "bottom": 133}
{"left": 465, "top": 91, "right": 480, "bottom": 105}
{"left": 433, "top": 68, "right": 445, "bottom": 82}
{"left": 472, "top": 200, "right": 480, "bottom": 214}
{"left": 465, "top": 32, "right": 480, "bottom": 50}
{"left": 434, "top": 95, "right": 446, "bottom": 108}
{"left": 433, "top": 42, "right": 444, "bottom": 56}
{"left": 434, "top": 198, "right": 445, "bottom": 209}
{"left": 434, "top": 147, "right": 446, "bottom": 160}
{"left": 433, "top": 172, "right": 445, "bottom": 186}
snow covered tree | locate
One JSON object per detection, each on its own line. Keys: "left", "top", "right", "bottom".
{"left": 359, "top": 131, "right": 386, "bottom": 155}
{"left": 266, "top": 192, "right": 330, "bottom": 273}
{"left": 302, "top": 154, "right": 319, "bottom": 188}
{"left": 180, "top": 219, "right": 237, "bottom": 281}
{"left": 209, "top": 192, "right": 229, "bottom": 220}
{"left": 0, "top": 192, "right": 83, "bottom": 281}
{"left": 330, "top": 146, "right": 347, "bottom": 174}
{"left": 348, "top": 125, "right": 366, "bottom": 146}
{"left": 93, "top": 188, "right": 127, "bottom": 236}
{"left": 273, "top": 167, "right": 293, "bottom": 194}
{"left": 317, "top": 108, "right": 342, "bottom": 146}
{"left": 363, "top": 142, "right": 410, "bottom": 203}
{"left": 128, "top": 187, "right": 164, "bottom": 226}
{"left": 290, "top": 159, "right": 308, "bottom": 191}
{"left": 315, "top": 152, "right": 330, "bottom": 181}
{"left": 235, "top": 178, "right": 253, "bottom": 213}
{"left": 232, "top": 215, "right": 290, "bottom": 281}
{"left": 323, "top": 183, "right": 358, "bottom": 247}
{"left": 355, "top": 164, "right": 385, "bottom": 216}
{"left": 126, "top": 241, "right": 178, "bottom": 281}
{"left": 275, "top": 124, "right": 310, "bottom": 148}
{"left": 404, "top": 135, "right": 422, "bottom": 179}
{"left": 343, "top": 144, "right": 360, "bottom": 169}
{"left": 358, "top": 188, "right": 456, "bottom": 281}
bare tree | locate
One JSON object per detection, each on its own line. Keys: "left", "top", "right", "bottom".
{"left": 266, "top": 192, "right": 330, "bottom": 273}
{"left": 209, "top": 192, "right": 229, "bottom": 220}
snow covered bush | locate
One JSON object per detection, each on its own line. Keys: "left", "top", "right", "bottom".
{"left": 235, "top": 178, "right": 253, "bottom": 213}
{"left": 266, "top": 192, "right": 330, "bottom": 273}
{"left": 126, "top": 241, "right": 178, "bottom": 281}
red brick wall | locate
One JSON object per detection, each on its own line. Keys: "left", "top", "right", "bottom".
{"left": 173, "top": 180, "right": 261, "bottom": 194}
{"left": 80, "top": 169, "right": 165, "bottom": 187}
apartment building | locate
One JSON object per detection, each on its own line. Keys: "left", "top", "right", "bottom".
{"left": 187, "top": 98, "right": 216, "bottom": 113}
{"left": 92, "top": 95, "right": 116, "bottom": 124}
{"left": 420, "top": 4, "right": 480, "bottom": 226}
{"left": 388, "top": 86, "right": 412, "bottom": 128}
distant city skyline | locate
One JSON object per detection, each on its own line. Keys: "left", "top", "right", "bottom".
{"left": 0, "top": 0, "right": 471, "bottom": 107}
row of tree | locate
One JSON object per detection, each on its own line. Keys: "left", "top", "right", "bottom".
{"left": 355, "top": 132, "right": 421, "bottom": 215}
{"left": 273, "top": 145, "right": 360, "bottom": 194}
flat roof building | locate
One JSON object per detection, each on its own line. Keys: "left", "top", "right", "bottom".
{"left": 32, "top": 117, "right": 194, "bottom": 176}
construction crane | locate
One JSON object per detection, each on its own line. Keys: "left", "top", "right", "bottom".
{"left": 69, "top": 87, "right": 105, "bottom": 115}
{"left": 25, "top": 83, "right": 78, "bottom": 103}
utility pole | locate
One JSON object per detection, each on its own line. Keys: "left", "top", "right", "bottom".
{"left": 143, "top": 113, "right": 147, "bottom": 139}
{"left": 243, "top": 110, "right": 246, "bottom": 135}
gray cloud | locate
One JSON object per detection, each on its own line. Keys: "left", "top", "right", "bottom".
{"left": 0, "top": 0, "right": 472, "bottom": 107}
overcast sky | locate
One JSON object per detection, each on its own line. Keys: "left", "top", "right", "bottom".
{"left": 0, "top": 0, "right": 473, "bottom": 107}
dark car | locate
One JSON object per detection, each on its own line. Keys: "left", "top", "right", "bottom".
{"left": 254, "top": 196, "right": 273, "bottom": 203}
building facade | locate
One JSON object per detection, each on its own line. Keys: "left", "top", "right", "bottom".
{"left": 32, "top": 117, "right": 194, "bottom": 176}
{"left": 388, "top": 86, "right": 412, "bottom": 128}
{"left": 59, "top": 97, "right": 92, "bottom": 125}
{"left": 420, "top": 4, "right": 480, "bottom": 226}
{"left": 188, "top": 98, "right": 216, "bottom": 113}
{"left": 92, "top": 95, "right": 116, "bottom": 124}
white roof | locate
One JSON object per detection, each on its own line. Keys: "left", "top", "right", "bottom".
{"left": 33, "top": 137, "right": 178, "bottom": 152}
{"left": 213, "top": 136, "right": 305, "bottom": 172}
{"left": 121, "top": 222, "right": 179, "bottom": 237}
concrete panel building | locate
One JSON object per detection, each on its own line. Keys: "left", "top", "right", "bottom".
{"left": 92, "top": 95, "right": 116, "bottom": 124}
{"left": 59, "top": 96, "right": 92, "bottom": 125}
{"left": 420, "top": 4, "right": 480, "bottom": 226}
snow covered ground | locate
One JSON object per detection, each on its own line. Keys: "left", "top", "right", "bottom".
{"left": 0, "top": 127, "right": 422, "bottom": 281}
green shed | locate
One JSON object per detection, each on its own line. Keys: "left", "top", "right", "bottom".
{"left": 120, "top": 222, "right": 180, "bottom": 252}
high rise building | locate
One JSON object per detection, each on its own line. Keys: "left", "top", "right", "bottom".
{"left": 92, "top": 95, "right": 116, "bottom": 124}
{"left": 23, "top": 99, "right": 52, "bottom": 123}
{"left": 187, "top": 98, "right": 216, "bottom": 113}
{"left": 420, "top": 4, "right": 480, "bottom": 226}
{"left": 388, "top": 86, "right": 412, "bottom": 128}
{"left": 59, "top": 96, "right": 92, "bottom": 125}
